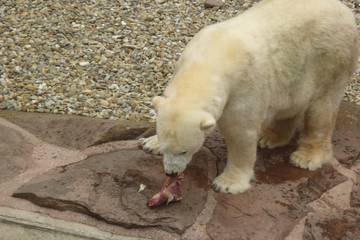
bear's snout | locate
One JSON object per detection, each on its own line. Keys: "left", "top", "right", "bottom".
{"left": 163, "top": 154, "right": 192, "bottom": 175}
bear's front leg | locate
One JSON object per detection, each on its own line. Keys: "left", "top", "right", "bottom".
{"left": 212, "top": 121, "right": 258, "bottom": 194}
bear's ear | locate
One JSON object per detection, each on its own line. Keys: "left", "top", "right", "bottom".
{"left": 152, "top": 96, "right": 165, "bottom": 112}
{"left": 200, "top": 115, "right": 216, "bottom": 131}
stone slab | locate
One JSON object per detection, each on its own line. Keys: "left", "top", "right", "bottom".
{"left": 0, "top": 101, "right": 359, "bottom": 240}
{"left": 0, "top": 124, "right": 34, "bottom": 182}
{"left": 0, "top": 111, "right": 153, "bottom": 150}
{"left": 351, "top": 171, "right": 360, "bottom": 208}
{"left": 333, "top": 102, "right": 360, "bottom": 168}
{"left": 0, "top": 207, "right": 147, "bottom": 240}
{"left": 303, "top": 209, "right": 360, "bottom": 240}
{"left": 13, "top": 145, "right": 215, "bottom": 234}
{"left": 206, "top": 157, "right": 348, "bottom": 240}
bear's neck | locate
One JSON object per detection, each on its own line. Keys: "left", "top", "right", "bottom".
{"left": 164, "top": 66, "right": 230, "bottom": 121}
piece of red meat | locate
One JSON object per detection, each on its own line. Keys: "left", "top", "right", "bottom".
{"left": 147, "top": 173, "right": 184, "bottom": 207}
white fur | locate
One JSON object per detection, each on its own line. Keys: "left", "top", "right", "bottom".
{"left": 141, "top": 136, "right": 161, "bottom": 155}
{"left": 142, "top": 0, "right": 358, "bottom": 194}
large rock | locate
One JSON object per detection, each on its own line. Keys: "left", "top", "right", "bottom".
{"left": 0, "top": 124, "right": 34, "bottom": 183}
{"left": 13, "top": 143, "right": 215, "bottom": 234}
{"left": 303, "top": 209, "right": 360, "bottom": 240}
{"left": 333, "top": 102, "right": 360, "bottom": 168}
{"left": 351, "top": 172, "right": 360, "bottom": 208}
{"left": 296, "top": 165, "right": 348, "bottom": 204}
{"left": 0, "top": 111, "right": 153, "bottom": 150}
{"left": 4, "top": 101, "right": 360, "bottom": 239}
{"left": 205, "top": 143, "right": 348, "bottom": 240}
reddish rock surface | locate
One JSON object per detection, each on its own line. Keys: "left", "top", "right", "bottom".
{"left": 13, "top": 147, "right": 214, "bottom": 234}
{"left": 0, "top": 111, "right": 153, "bottom": 150}
{"left": 1, "top": 101, "right": 359, "bottom": 240}
{"left": 0, "top": 124, "right": 34, "bottom": 182}
{"left": 332, "top": 102, "right": 360, "bottom": 168}
{"left": 303, "top": 209, "right": 360, "bottom": 240}
{"left": 205, "top": 145, "right": 348, "bottom": 240}
{"left": 296, "top": 166, "right": 348, "bottom": 203}
{"left": 351, "top": 173, "right": 360, "bottom": 208}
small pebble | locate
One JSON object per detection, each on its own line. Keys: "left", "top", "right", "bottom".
{"left": 138, "top": 184, "right": 146, "bottom": 193}
{"left": 79, "top": 61, "right": 90, "bottom": 67}
{"left": 204, "top": 0, "right": 225, "bottom": 8}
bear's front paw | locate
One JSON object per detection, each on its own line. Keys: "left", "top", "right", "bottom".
{"left": 212, "top": 172, "right": 252, "bottom": 194}
{"left": 139, "top": 135, "right": 162, "bottom": 155}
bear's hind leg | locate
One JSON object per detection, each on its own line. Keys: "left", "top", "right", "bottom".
{"left": 259, "top": 116, "right": 300, "bottom": 149}
{"left": 290, "top": 96, "right": 339, "bottom": 170}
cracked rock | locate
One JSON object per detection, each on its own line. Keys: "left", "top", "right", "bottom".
{"left": 332, "top": 102, "right": 360, "bottom": 168}
{"left": 13, "top": 144, "right": 215, "bottom": 233}
{"left": 296, "top": 165, "right": 348, "bottom": 204}
{"left": 206, "top": 153, "right": 347, "bottom": 240}
{"left": 303, "top": 209, "right": 360, "bottom": 240}
{"left": 0, "top": 111, "right": 153, "bottom": 149}
{"left": 0, "top": 124, "right": 34, "bottom": 182}
{"left": 351, "top": 173, "right": 360, "bottom": 208}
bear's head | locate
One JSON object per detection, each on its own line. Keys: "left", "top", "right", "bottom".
{"left": 153, "top": 96, "right": 215, "bottom": 175}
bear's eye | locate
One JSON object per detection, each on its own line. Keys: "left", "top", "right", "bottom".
{"left": 179, "top": 151, "right": 187, "bottom": 155}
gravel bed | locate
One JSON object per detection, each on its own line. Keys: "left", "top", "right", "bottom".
{"left": 0, "top": 0, "right": 359, "bottom": 121}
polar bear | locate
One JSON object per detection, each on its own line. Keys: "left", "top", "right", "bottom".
{"left": 141, "top": 0, "right": 358, "bottom": 194}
